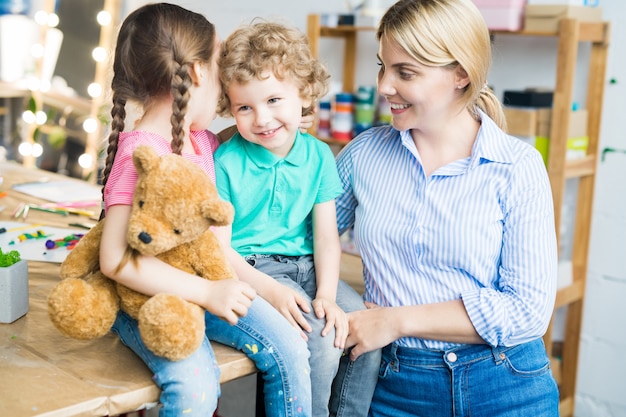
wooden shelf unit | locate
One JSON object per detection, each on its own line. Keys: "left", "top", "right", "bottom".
{"left": 306, "top": 14, "right": 376, "bottom": 144}
{"left": 306, "top": 14, "right": 376, "bottom": 94}
{"left": 307, "top": 14, "right": 610, "bottom": 417}
{"left": 495, "top": 19, "right": 609, "bottom": 417}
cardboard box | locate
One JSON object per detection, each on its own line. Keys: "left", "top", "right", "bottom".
{"left": 535, "top": 106, "right": 552, "bottom": 135}
{"left": 568, "top": 109, "right": 587, "bottom": 137}
{"left": 504, "top": 107, "right": 538, "bottom": 137}
{"left": 505, "top": 107, "right": 552, "bottom": 136}
{"left": 524, "top": 5, "right": 603, "bottom": 33}
{"left": 505, "top": 107, "right": 585, "bottom": 136}
{"left": 510, "top": 109, "right": 588, "bottom": 164}
{"left": 473, "top": 0, "right": 526, "bottom": 31}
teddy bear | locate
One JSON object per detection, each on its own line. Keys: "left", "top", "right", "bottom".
{"left": 48, "top": 145, "right": 236, "bottom": 361}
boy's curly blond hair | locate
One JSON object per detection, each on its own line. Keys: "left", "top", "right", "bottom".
{"left": 218, "top": 20, "right": 330, "bottom": 118}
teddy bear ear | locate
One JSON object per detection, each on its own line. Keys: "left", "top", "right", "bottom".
{"left": 132, "top": 145, "right": 160, "bottom": 175}
{"left": 201, "top": 200, "right": 235, "bottom": 227}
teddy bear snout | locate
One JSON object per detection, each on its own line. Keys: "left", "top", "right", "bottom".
{"left": 138, "top": 231, "right": 152, "bottom": 244}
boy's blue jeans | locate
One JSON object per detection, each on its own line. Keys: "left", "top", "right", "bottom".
{"left": 112, "top": 295, "right": 312, "bottom": 417}
{"left": 369, "top": 338, "right": 559, "bottom": 417}
{"left": 247, "top": 254, "right": 381, "bottom": 417}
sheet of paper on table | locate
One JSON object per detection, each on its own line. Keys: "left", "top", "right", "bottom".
{"left": 12, "top": 179, "right": 102, "bottom": 203}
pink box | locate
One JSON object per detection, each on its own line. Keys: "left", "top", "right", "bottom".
{"left": 472, "top": 0, "right": 527, "bottom": 31}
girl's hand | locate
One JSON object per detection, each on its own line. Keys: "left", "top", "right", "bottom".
{"left": 312, "top": 297, "right": 348, "bottom": 349}
{"left": 346, "top": 306, "right": 400, "bottom": 360}
{"left": 263, "top": 283, "right": 313, "bottom": 341}
{"left": 300, "top": 110, "right": 316, "bottom": 132}
{"left": 204, "top": 279, "right": 256, "bottom": 325}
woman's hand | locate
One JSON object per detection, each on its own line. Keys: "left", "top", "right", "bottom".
{"left": 346, "top": 305, "right": 401, "bottom": 360}
{"left": 204, "top": 279, "right": 256, "bottom": 325}
{"left": 313, "top": 297, "right": 348, "bottom": 349}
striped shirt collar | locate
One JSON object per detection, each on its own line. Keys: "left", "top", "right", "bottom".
{"left": 397, "top": 109, "right": 515, "bottom": 175}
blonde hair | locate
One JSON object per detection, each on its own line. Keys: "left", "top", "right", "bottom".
{"left": 377, "top": 0, "right": 506, "bottom": 130}
{"left": 101, "top": 3, "right": 217, "bottom": 191}
{"left": 218, "top": 20, "right": 330, "bottom": 117}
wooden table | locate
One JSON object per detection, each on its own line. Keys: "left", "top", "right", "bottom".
{"left": 0, "top": 161, "right": 257, "bottom": 417}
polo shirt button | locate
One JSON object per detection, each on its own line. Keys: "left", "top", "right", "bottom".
{"left": 446, "top": 352, "right": 457, "bottom": 363}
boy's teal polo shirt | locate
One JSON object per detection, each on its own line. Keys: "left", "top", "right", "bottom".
{"left": 214, "top": 130, "right": 343, "bottom": 257}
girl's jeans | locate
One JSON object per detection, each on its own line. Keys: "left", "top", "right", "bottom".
{"left": 247, "top": 254, "right": 381, "bottom": 417}
{"left": 369, "top": 338, "right": 559, "bottom": 417}
{"left": 112, "top": 295, "right": 312, "bottom": 417}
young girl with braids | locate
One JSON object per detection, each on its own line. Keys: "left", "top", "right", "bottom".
{"left": 98, "top": 4, "right": 311, "bottom": 417}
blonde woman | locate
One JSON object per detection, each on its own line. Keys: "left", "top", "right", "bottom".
{"left": 338, "top": 0, "right": 559, "bottom": 415}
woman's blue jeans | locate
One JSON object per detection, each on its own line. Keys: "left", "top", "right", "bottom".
{"left": 247, "top": 254, "right": 381, "bottom": 417}
{"left": 112, "top": 295, "right": 312, "bottom": 417}
{"left": 369, "top": 338, "right": 559, "bottom": 417}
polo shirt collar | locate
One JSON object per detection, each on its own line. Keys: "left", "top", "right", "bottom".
{"left": 241, "top": 130, "right": 308, "bottom": 168}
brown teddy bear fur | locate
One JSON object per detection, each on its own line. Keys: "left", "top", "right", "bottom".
{"left": 48, "top": 145, "right": 236, "bottom": 361}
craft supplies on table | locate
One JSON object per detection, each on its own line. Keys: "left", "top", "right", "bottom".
{"left": 0, "top": 221, "right": 87, "bottom": 263}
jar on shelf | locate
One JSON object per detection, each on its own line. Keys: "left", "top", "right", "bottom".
{"left": 354, "top": 85, "right": 376, "bottom": 135}
{"left": 331, "top": 92, "right": 354, "bottom": 141}
{"left": 317, "top": 100, "right": 331, "bottom": 138}
{"left": 376, "top": 94, "right": 392, "bottom": 125}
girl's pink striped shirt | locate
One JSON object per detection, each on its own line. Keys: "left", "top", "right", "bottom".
{"left": 103, "top": 130, "right": 220, "bottom": 213}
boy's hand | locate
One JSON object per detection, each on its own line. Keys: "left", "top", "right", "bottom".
{"left": 264, "top": 283, "right": 313, "bottom": 341}
{"left": 312, "top": 298, "right": 348, "bottom": 349}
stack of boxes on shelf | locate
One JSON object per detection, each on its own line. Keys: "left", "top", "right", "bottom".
{"left": 471, "top": 0, "right": 603, "bottom": 32}
{"left": 503, "top": 88, "right": 588, "bottom": 165}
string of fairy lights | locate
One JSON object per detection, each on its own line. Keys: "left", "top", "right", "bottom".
{"left": 18, "top": 0, "right": 118, "bottom": 180}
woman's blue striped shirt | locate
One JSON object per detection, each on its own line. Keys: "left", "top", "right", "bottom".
{"left": 335, "top": 113, "right": 558, "bottom": 349}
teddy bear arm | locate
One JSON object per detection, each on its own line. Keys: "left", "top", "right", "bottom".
{"left": 116, "top": 283, "right": 151, "bottom": 319}
{"left": 187, "top": 232, "right": 236, "bottom": 281}
{"left": 59, "top": 220, "right": 105, "bottom": 279}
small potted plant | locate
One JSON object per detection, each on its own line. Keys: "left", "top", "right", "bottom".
{"left": 0, "top": 248, "right": 29, "bottom": 323}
